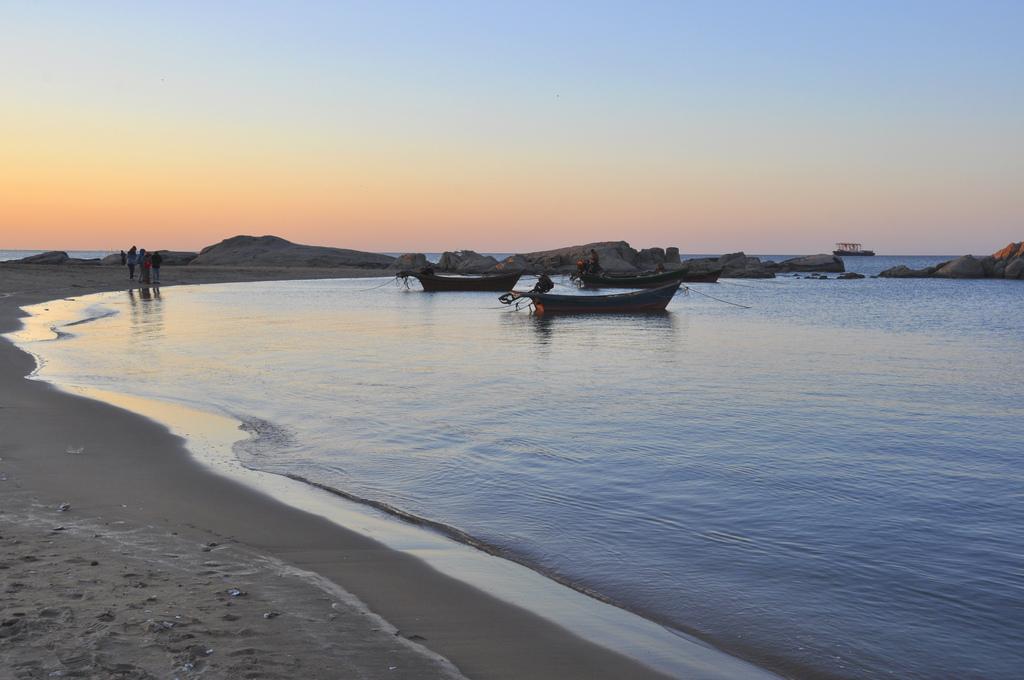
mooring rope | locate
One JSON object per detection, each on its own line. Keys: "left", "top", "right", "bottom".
{"left": 679, "top": 285, "right": 751, "bottom": 308}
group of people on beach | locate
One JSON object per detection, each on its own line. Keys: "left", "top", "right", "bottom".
{"left": 119, "top": 246, "right": 162, "bottom": 284}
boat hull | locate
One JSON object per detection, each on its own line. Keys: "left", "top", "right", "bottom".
{"left": 579, "top": 268, "right": 722, "bottom": 288}
{"left": 507, "top": 281, "right": 681, "bottom": 313}
{"left": 407, "top": 270, "right": 523, "bottom": 292}
{"left": 833, "top": 250, "right": 875, "bottom": 256}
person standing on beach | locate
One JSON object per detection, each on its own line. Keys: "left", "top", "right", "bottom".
{"left": 126, "top": 246, "right": 138, "bottom": 280}
{"left": 140, "top": 250, "right": 152, "bottom": 284}
{"left": 151, "top": 250, "right": 163, "bottom": 284}
{"left": 120, "top": 250, "right": 127, "bottom": 266}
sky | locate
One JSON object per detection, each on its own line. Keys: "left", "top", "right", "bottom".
{"left": 2, "top": 1, "right": 1022, "bottom": 256}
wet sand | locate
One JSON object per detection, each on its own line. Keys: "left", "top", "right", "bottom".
{"left": 0, "top": 264, "right": 758, "bottom": 680}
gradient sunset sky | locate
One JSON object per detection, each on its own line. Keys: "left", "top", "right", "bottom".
{"left": 3, "top": 1, "right": 1021, "bottom": 255}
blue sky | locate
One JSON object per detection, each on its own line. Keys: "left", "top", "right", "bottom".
{"left": 3, "top": 1, "right": 1021, "bottom": 254}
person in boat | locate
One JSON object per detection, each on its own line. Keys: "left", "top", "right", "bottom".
{"left": 420, "top": 264, "right": 435, "bottom": 276}
{"left": 531, "top": 273, "right": 554, "bottom": 293}
{"left": 655, "top": 263, "right": 665, "bottom": 272}
{"left": 589, "top": 249, "right": 602, "bottom": 273}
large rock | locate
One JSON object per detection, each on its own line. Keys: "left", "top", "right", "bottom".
{"left": 776, "top": 254, "right": 845, "bottom": 273}
{"left": 698, "top": 252, "right": 776, "bottom": 278}
{"left": 934, "top": 255, "right": 986, "bottom": 279}
{"left": 878, "top": 264, "right": 941, "bottom": 278}
{"left": 518, "top": 241, "right": 641, "bottom": 273}
{"left": 437, "top": 250, "right": 500, "bottom": 274}
{"left": 635, "top": 247, "right": 667, "bottom": 267}
{"left": 879, "top": 241, "right": 1024, "bottom": 279}
{"left": 993, "top": 242, "right": 1024, "bottom": 261}
{"left": 189, "top": 235, "right": 395, "bottom": 268}
{"left": 16, "top": 251, "right": 71, "bottom": 264}
{"left": 388, "top": 253, "right": 429, "bottom": 271}
{"left": 1005, "top": 258, "right": 1024, "bottom": 279}
{"left": 490, "top": 255, "right": 534, "bottom": 274}
{"left": 11, "top": 251, "right": 106, "bottom": 265}
{"left": 162, "top": 251, "right": 200, "bottom": 266}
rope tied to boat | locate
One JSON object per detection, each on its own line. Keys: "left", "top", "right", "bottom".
{"left": 679, "top": 285, "right": 751, "bottom": 308}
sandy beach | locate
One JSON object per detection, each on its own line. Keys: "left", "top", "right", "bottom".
{"left": 1, "top": 263, "right": 687, "bottom": 680}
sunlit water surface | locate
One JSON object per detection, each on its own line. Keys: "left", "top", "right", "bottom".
{"left": 9, "top": 256, "right": 1023, "bottom": 680}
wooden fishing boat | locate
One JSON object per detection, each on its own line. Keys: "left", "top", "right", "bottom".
{"left": 398, "top": 269, "right": 523, "bottom": 292}
{"left": 500, "top": 281, "right": 681, "bottom": 314}
{"left": 576, "top": 267, "right": 723, "bottom": 288}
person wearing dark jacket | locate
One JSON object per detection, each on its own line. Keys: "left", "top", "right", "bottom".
{"left": 151, "top": 251, "right": 163, "bottom": 284}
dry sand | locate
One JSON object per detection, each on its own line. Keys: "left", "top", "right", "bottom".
{"left": 1, "top": 264, "right": 690, "bottom": 680}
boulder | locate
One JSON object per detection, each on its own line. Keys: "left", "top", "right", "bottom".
{"left": 878, "top": 264, "right": 943, "bottom": 278}
{"left": 879, "top": 241, "right": 1023, "bottom": 279}
{"left": 518, "top": 241, "right": 641, "bottom": 273}
{"left": 189, "top": 235, "right": 394, "bottom": 268}
{"left": 1004, "top": 257, "right": 1024, "bottom": 280}
{"left": 14, "top": 251, "right": 71, "bottom": 264}
{"left": 993, "top": 242, "right": 1024, "bottom": 261}
{"left": 635, "top": 247, "right": 667, "bottom": 267}
{"left": 708, "top": 252, "right": 776, "bottom": 278}
{"left": 156, "top": 251, "right": 200, "bottom": 266}
{"left": 437, "top": 250, "right": 500, "bottom": 274}
{"left": 934, "top": 255, "right": 985, "bottom": 279}
{"left": 489, "top": 255, "right": 534, "bottom": 274}
{"left": 665, "top": 247, "right": 680, "bottom": 264}
{"left": 776, "top": 254, "right": 845, "bottom": 273}
{"left": 388, "top": 253, "right": 429, "bottom": 271}
{"left": 837, "top": 272, "right": 866, "bottom": 279}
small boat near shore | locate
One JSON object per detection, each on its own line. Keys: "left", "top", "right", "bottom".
{"left": 575, "top": 267, "right": 723, "bottom": 288}
{"left": 833, "top": 242, "right": 875, "bottom": 256}
{"left": 398, "top": 269, "right": 523, "bottom": 292}
{"left": 500, "top": 281, "right": 681, "bottom": 314}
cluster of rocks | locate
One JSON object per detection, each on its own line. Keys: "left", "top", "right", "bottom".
{"left": 14, "top": 235, "right": 1020, "bottom": 282}
{"left": 426, "top": 243, "right": 846, "bottom": 279}
{"left": 879, "top": 242, "right": 1024, "bottom": 279}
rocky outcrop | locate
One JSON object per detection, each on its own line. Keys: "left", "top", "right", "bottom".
{"left": 436, "top": 250, "right": 501, "bottom": 274}
{"left": 776, "top": 254, "right": 845, "bottom": 274}
{"left": 934, "top": 255, "right": 986, "bottom": 279}
{"left": 705, "top": 252, "right": 777, "bottom": 278}
{"left": 388, "top": 253, "right": 429, "bottom": 271}
{"left": 149, "top": 251, "right": 200, "bottom": 266}
{"left": 189, "top": 235, "right": 394, "bottom": 268}
{"left": 879, "top": 242, "right": 1024, "bottom": 279}
{"left": 11, "top": 251, "right": 109, "bottom": 265}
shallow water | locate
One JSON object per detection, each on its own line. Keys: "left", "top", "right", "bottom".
{"left": 9, "top": 255, "right": 1024, "bottom": 680}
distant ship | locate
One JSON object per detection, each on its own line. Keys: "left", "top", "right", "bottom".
{"left": 833, "top": 242, "right": 875, "bottom": 256}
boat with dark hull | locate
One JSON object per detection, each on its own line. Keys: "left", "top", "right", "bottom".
{"left": 576, "top": 267, "right": 723, "bottom": 288}
{"left": 398, "top": 269, "right": 523, "bottom": 292}
{"left": 833, "top": 242, "right": 875, "bottom": 256}
{"left": 500, "top": 281, "right": 681, "bottom": 314}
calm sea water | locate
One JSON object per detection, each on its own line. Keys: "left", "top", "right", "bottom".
{"left": 8, "top": 255, "right": 1023, "bottom": 680}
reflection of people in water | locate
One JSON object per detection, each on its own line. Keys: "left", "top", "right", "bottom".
{"left": 531, "top": 273, "right": 554, "bottom": 293}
